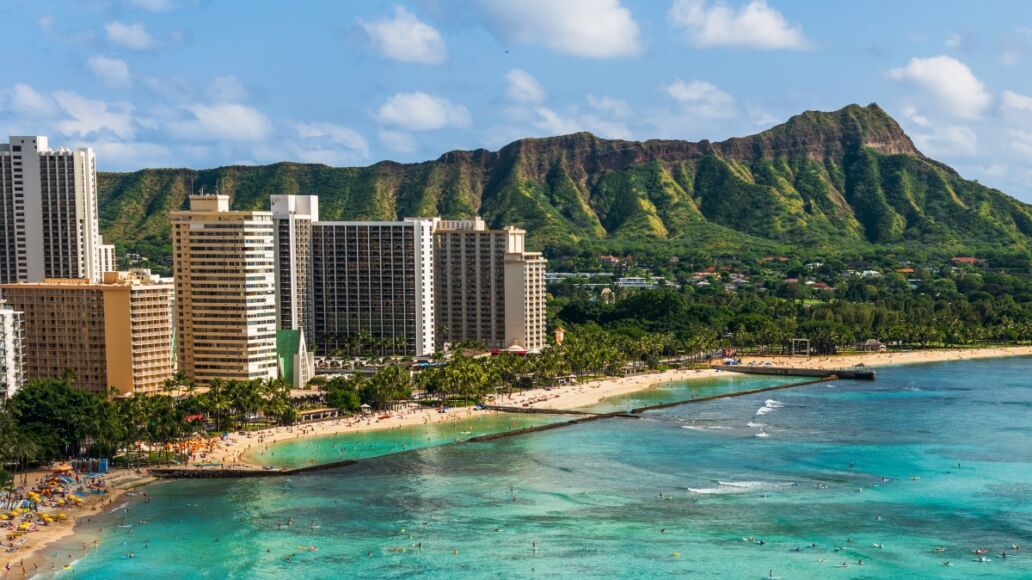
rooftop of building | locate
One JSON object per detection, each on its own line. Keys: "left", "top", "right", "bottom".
{"left": 0, "top": 271, "right": 171, "bottom": 289}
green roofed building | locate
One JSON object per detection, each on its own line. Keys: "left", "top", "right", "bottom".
{"left": 277, "top": 329, "right": 314, "bottom": 388}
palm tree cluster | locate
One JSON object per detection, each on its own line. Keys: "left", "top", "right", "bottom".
{"left": 0, "top": 373, "right": 300, "bottom": 470}
{"left": 323, "top": 366, "right": 413, "bottom": 412}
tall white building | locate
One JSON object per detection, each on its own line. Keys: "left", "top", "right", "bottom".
{"left": 99, "top": 237, "right": 116, "bottom": 274}
{"left": 270, "top": 195, "right": 318, "bottom": 345}
{"left": 170, "top": 195, "right": 278, "bottom": 385}
{"left": 0, "top": 302, "right": 25, "bottom": 400}
{"left": 270, "top": 195, "right": 318, "bottom": 387}
{"left": 0, "top": 136, "right": 102, "bottom": 284}
{"left": 312, "top": 219, "right": 436, "bottom": 357}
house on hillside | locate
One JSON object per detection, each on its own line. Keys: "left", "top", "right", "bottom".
{"left": 951, "top": 256, "right": 983, "bottom": 267}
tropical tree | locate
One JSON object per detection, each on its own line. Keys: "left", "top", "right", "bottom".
{"left": 361, "top": 366, "right": 412, "bottom": 409}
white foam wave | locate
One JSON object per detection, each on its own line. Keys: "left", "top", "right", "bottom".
{"left": 687, "top": 480, "right": 788, "bottom": 495}
{"left": 681, "top": 425, "right": 731, "bottom": 432}
{"left": 108, "top": 501, "right": 129, "bottom": 514}
{"left": 746, "top": 421, "right": 765, "bottom": 428}
{"left": 754, "top": 431, "right": 770, "bottom": 438}
{"left": 755, "top": 398, "right": 785, "bottom": 416}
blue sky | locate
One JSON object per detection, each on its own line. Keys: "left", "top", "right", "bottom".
{"left": 2, "top": 0, "right": 1032, "bottom": 200}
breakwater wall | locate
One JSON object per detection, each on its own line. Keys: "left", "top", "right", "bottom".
{"left": 150, "top": 459, "right": 359, "bottom": 479}
{"left": 714, "top": 365, "right": 875, "bottom": 380}
{"left": 629, "top": 376, "right": 835, "bottom": 414}
{"left": 152, "top": 377, "right": 835, "bottom": 479}
{"left": 463, "top": 411, "right": 638, "bottom": 443}
{"left": 481, "top": 405, "right": 598, "bottom": 416}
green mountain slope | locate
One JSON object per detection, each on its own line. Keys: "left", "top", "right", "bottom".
{"left": 97, "top": 103, "right": 1032, "bottom": 261}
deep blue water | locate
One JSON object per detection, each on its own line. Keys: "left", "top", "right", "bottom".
{"left": 36, "top": 358, "right": 1032, "bottom": 578}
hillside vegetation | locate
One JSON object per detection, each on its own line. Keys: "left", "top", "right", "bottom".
{"left": 97, "top": 104, "right": 1032, "bottom": 261}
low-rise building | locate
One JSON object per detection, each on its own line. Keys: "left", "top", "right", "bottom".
{"left": 0, "top": 272, "right": 175, "bottom": 396}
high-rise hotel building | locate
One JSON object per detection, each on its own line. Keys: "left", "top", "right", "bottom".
{"left": 0, "top": 136, "right": 103, "bottom": 284}
{"left": 271, "top": 195, "right": 318, "bottom": 346}
{"left": 0, "top": 302, "right": 25, "bottom": 399}
{"left": 0, "top": 272, "right": 174, "bottom": 396}
{"left": 170, "top": 195, "right": 278, "bottom": 385}
{"left": 434, "top": 218, "right": 547, "bottom": 351}
{"left": 312, "top": 219, "right": 436, "bottom": 357}
{"left": 270, "top": 195, "right": 317, "bottom": 387}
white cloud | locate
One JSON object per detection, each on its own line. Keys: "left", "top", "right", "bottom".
{"left": 532, "top": 106, "right": 632, "bottom": 139}
{"left": 663, "top": 79, "right": 736, "bottom": 118}
{"left": 478, "top": 0, "right": 641, "bottom": 58}
{"left": 889, "top": 56, "right": 990, "bottom": 119}
{"left": 358, "top": 6, "right": 447, "bottom": 64}
{"left": 170, "top": 103, "right": 272, "bottom": 141}
{"left": 207, "top": 76, "right": 249, "bottom": 102}
{"left": 378, "top": 130, "right": 419, "bottom": 154}
{"left": 37, "top": 15, "right": 54, "bottom": 31}
{"left": 945, "top": 31, "right": 962, "bottom": 48}
{"left": 1002, "top": 90, "right": 1032, "bottom": 112}
{"left": 295, "top": 122, "right": 369, "bottom": 158}
{"left": 911, "top": 124, "right": 978, "bottom": 157}
{"left": 86, "top": 55, "right": 132, "bottom": 88}
{"left": 5, "top": 83, "right": 58, "bottom": 117}
{"left": 587, "top": 95, "right": 631, "bottom": 117}
{"left": 901, "top": 105, "right": 930, "bottom": 127}
{"left": 669, "top": 0, "right": 810, "bottom": 50}
{"left": 1011, "top": 130, "right": 1032, "bottom": 157}
{"left": 105, "top": 21, "right": 158, "bottom": 50}
{"left": 126, "top": 0, "right": 176, "bottom": 11}
{"left": 52, "top": 91, "right": 137, "bottom": 139}
{"left": 504, "top": 69, "right": 546, "bottom": 104}
{"left": 746, "top": 105, "right": 779, "bottom": 126}
{"left": 376, "top": 92, "right": 471, "bottom": 130}
{"left": 87, "top": 141, "right": 174, "bottom": 168}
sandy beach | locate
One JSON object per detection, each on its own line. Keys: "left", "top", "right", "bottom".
{"left": 1, "top": 469, "right": 154, "bottom": 574}
{"left": 738, "top": 345, "right": 1032, "bottom": 369}
{"left": 178, "top": 345, "right": 1032, "bottom": 471}
{"left": 199, "top": 367, "right": 724, "bottom": 471}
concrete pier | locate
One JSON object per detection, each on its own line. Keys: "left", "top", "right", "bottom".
{"left": 714, "top": 365, "right": 875, "bottom": 380}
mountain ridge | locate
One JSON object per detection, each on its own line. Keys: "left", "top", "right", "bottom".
{"left": 97, "top": 103, "right": 1032, "bottom": 262}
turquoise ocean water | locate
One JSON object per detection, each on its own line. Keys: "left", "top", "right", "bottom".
{"left": 36, "top": 359, "right": 1032, "bottom": 578}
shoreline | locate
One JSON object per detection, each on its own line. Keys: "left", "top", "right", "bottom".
{"left": 226, "top": 367, "right": 725, "bottom": 470}
{"left": 1, "top": 470, "right": 154, "bottom": 574}
{"left": 7, "top": 345, "right": 1031, "bottom": 573}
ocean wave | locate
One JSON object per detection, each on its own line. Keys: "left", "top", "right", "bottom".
{"left": 754, "top": 431, "right": 770, "bottom": 438}
{"left": 746, "top": 421, "right": 765, "bottom": 428}
{"left": 755, "top": 399, "right": 784, "bottom": 416}
{"left": 108, "top": 501, "right": 129, "bottom": 514}
{"left": 687, "top": 480, "right": 789, "bottom": 495}
{"left": 681, "top": 425, "right": 731, "bottom": 431}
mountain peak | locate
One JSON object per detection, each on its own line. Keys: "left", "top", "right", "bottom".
{"left": 719, "top": 103, "right": 921, "bottom": 161}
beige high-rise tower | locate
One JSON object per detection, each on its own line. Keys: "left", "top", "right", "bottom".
{"left": 170, "top": 195, "right": 278, "bottom": 385}
{"left": 433, "top": 218, "right": 547, "bottom": 351}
